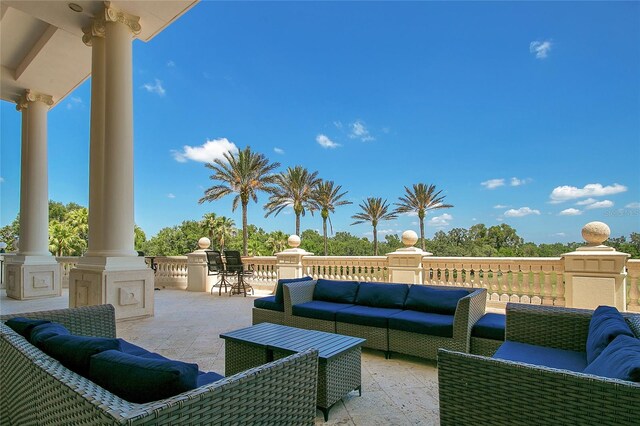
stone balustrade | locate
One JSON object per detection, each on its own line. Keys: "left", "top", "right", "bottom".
{"left": 153, "top": 256, "right": 188, "bottom": 289}
{"left": 242, "top": 256, "right": 277, "bottom": 286}
{"left": 302, "top": 256, "right": 389, "bottom": 282}
{"left": 57, "top": 256, "right": 78, "bottom": 289}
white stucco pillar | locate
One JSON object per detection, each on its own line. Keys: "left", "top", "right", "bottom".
{"left": 387, "top": 230, "right": 429, "bottom": 284}
{"left": 5, "top": 91, "right": 61, "bottom": 300}
{"left": 276, "top": 235, "right": 314, "bottom": 279}
{"left": 70, "top": 4, "right": 153, "bottom": 320}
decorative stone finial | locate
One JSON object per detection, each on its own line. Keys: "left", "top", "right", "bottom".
{"left": 288, "top": 235, "right": 301, "bottom": 248}
{"left": 402, "top": 230, "right": 419, "bottom": 247}
{"left": 198, "top": 237, "right": 211, "bottom": 249}
{"left": 582, "top": 221, "right": 610, "bottom": 246}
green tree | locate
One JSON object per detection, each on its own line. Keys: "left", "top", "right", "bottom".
{"left": 215, "top": 216, "right": 237, "bottom": 253}
{"left": 310, "top": 180, "right": 352, "bottom": 255}
{"left": 201, "top": 212, "right": 218, "bottom": 240}
{"left": 351, "top": 197, "right": 398, "bottom": 255}
{"left": 266, "top": 230, "right": 289, "bottom": 254}
{"left": 394, "top": 183, "right": 453, "bottom": 251}
{"left": 65, "top": 207, "right": 88, "bottom": 242}
{"left": 49, "top": 221, "right": 85, "bottom": 256}
{"left": 264, "top": 166, "right": 320, "bottom": 236}
{"left": 143, "top": 220, "right": 202, "bottom": 256}
{"left": 199, "top": 146, "right": 280, "bottom": 256}
{"left": 134, "top": 225, "right": 146, "bottom": 252}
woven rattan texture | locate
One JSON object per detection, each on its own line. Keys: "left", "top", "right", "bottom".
{"left": 252, "top": 307, "right": 285, "bottom": 325}
{"left": 1, "top": 305, "right": 319, "bottom": 425}
{"left": 438, "top": 349, "right": 640, "bottom": 426}
{"left": 336, "top": 322, "right": 387, "bottom": 351}
{"left": 290, "top": 315, "right": 336, "bottom": 333}
{"left": 225, "top": 340, "right": 269, "bottom": 376}
{"left": 470, "top": 337, "right": 502, "bottom": 356}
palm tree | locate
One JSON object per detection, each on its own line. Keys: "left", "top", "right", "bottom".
{"left": 49, "top": 221, "right": 85, "bottom": 256}
{"left": 351, "top": 197, "right": 397, "bottom": 255}
{"left": 264, "top": 166, "right": 320, "bottom": 236}
{"left": 201, "top": 213, "right": 218, "bottom": 241}
{"left": 199, "top": 146, "right": 280, "bottom": 256}
{"left": 266, "top": 230, "right": 288, "bottom": 254}
{"left": 214, "top": 216, "right": 236, "bottom": 253}
{"left": 310, "top": 180, "right": 352, "bottom": 255}
{"left": 394, "top": 183, "right": 453, "bottom": 251}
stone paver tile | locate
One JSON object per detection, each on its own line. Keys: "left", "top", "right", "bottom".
{"left": 387, "top": 386, "right": 439, "bottom": 412}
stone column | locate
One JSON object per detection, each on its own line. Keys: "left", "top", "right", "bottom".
{"left": 276, "top": 235, "right": 313, "bottom": 279}
{"left": 69, "top": 3, "right": 153, "bottom": 320}
{"left": 5, "top": 91, "right": 61, "bottom": 300}
{"left": 387, "top": 230, "right": 429, "bottom": 284}
{"left": 187, "top": 238, "right": 214, "bottom": 292}
{"left": 563, "top": 222, "right": 630, "bottom": 311}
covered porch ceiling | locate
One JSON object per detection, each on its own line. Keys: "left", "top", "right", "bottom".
{"left": 0, "top": 0, "right": 198, "bottom": 107}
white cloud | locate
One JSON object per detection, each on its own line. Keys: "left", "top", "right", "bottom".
{"left": 472, "top": 218, "right": 477, "bottom": 221}
{"left": 481, "top": 179, "right": 505, "bottom": 189}
{"left": 142, "top": 79, "right": 166, "bottom": 96}
{"left": 575, "top": 198, "right": 597, "bottom": 206}
{"left": 167, "top": 193, "right": 176, "bottom": 199}
{"left": 549, "top": 183, "right": 627, "bottom": 202}
{"left": 316, "top": 134, "right": 340, "bottom": 149}
{"left": 626, "top": 202, "right": 640, "bottom": 209}
{"left": 504, "top": 207, "right": 541, "bottom": 217}
{"left": 585, "top": 200, "right": 614, "bottom": 210}
{"left": 167, "top": 60, "right": 175, "bottom": 67}
{"left": 510, "top": 177, "right": 531, "bottom": 186}
{"left": 559, "top": 208, "right": 582, "bottom": 216}
{"left": 428, "top": 213, "right": 453, "bottom": 227}
{"left": 65, "top": 96, "right": 83, "bottom": 110}
{"left": 365, "top": 229, "right": 401, "bottom": 236}
{"left": 171, "top": 138, "right": 238, "bottom": 163}
{"left": 349, "top": 120, "right": 374, "bottom": 142}
{"left": 333, "top": 121, "right": 343, "bottom": 129}
{"left": 0, "top": 176, "right": 4, "bottom": 183}
{"left": 553, "top": 232, "right": 566, "bottom": 237}
{"left": 400, "top": 211, "right": 419, "bottom": 217}
{"left": 493, "top": 204, "right": 509, "bottom": 209}
{"left": 273, "top": 147, "right": 285, "bottom": 155}
{"left": 530, "top": 40, "right": 552, "bottom": 59}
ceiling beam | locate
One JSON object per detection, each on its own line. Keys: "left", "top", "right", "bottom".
{"left": 15, "top": 25, "right": 58, "bottom": 82}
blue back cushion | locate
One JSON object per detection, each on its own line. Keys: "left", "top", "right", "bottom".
{"left": 586, "top": 305, "right": 634, "bottom": 364}
{"left": 404, "top": 286, "right": 470, "bottom": 315}
{"left": 583, "top": 335, "right": 640, "bottom": 382}
{"left": 493, "top": 341, "right": 588, "bottom": 373}
{"left": 30, "top": 323, "right": 70, "bottom": 349}
{"left": 41, "top": 334, "right": 121, "bottom": 377}
{"left": 275, "top": 276, "right": 313, "bottom": 304}
{"left": 355, "top": 282, "right": 409, "bottom": 309}
{"left": 253, "top": 296, "right": 284, "bottom": 312}
{"left": 5, "top": 317, "right": 50, "bottom": 339}
{"left": 313, "top": 279, "right": 360, "bottom": 304}
{"left": 89, "top": 350, "right": 199, "bottom": 403}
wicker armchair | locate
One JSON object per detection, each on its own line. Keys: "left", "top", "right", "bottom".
{"left": 1, "top": 304, "right": 319, "bottom": 425}
{"left": 438, "top": 303, "right": 640, "bottom": 426}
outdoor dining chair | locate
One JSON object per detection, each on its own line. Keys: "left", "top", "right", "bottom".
{"left": 223, "top": 250, "right": 254, "bottom": 297}
{"left": 205, "top": 250, "right": 232, "bottom": 295}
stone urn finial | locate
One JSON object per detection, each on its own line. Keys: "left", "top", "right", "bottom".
{"left": 402, "top": 230, "right": 419, "bottom": 247}
{"left": 581, "top": 221, "right": 610, "bottom": 246}
{"left": 288, "top": 235, "right": 301, "bottom": 248}
{"left": 198, "top": 237, "right": 211, "bottom": 250}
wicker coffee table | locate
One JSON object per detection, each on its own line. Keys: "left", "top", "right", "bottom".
{"left": 221, "top": 322, "right": 365, "bottom": 421}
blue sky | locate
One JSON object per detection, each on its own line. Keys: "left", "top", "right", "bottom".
{"left": 1, "top": 1, "right": 639, "bottom": 244}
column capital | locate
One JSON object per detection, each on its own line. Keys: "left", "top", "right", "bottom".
{"left": 16, "top": 90, "right": 54, "bottom": 111}
{"left": 82, "top": 2, "right": 141, "bottom": 46}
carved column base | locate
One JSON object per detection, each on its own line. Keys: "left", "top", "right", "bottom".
{"left": 5, "top": 255, "right": 61, "bottom": 300}
{"left": 69, "top": 258, "right": 154, "bottom": 320}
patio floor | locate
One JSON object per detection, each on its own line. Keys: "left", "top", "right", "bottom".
{"left": 1, "top": 288, "right": 441, "bottom": 425}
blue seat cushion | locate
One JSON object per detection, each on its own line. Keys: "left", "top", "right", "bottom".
{"left": 335, "top": 305, "right": 404, "bottom": 328}
{"left": 356, "top": 282, "right": 409, "bottom": 309}
{"left": 388, "top": 310, "right": 455, "bottom": 337}
{"left": 41, "top": 334, "right": 122, "bottom": 376}
{"left": 313, "top": 279, "right": 360, "bottom": 304}
{"left": 493, "top": 341, "right": 588, "bottom": 373}
{"left": 5, "top": 317, "right": 50, "bottom": 339}
{"left": 197, "top": 371, "right": 225, "bottom": 387}
{"left": 89, "top": 350, "right": 199, "bottom": 403}
{"left": 584, "top": 335, "right": 640, "bottom": 382}
{"left": 472, "top": 313, "right": 506, "bottom": 340}
{"left": 253, "top": 296, "right": 284, "bottom": 312}
{"left": 30, "top": 323, "right": 71, "bottom": 349}
{"left": 274, "top": 276, "right": 313, "bottom": 304}
{"left": 586, "top": 305, "right": 634, "bottom": 364}
{"left": 119, "top": 339, "right": 168, "bottom": 360}
{"left": 293, "top": 300, "right": 354, "bottom": 321}
{"left": 404, "top": 286, "right": 470, "bottom": 315}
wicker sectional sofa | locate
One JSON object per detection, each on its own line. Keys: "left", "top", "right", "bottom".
{"left": 1, "top": 304, "right": 319, "bottom": 425}
{"left": 438, "top": 303, "right": 640, "bottom": 425}
{"left": 257, "top": 278, "right": 487, "bottom": 361}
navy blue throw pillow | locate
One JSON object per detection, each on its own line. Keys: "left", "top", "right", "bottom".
{"left": 355, "top": 282, "right": 409, "bottom": 309}
{"left": 275, "top": 276, "right": 313, "bottom": 304}
{"left": 30, "top": 323, "right": 71, "bottom": 349}
{"left": 89, "top": 350, "right": 199, "bottom": 403}
{"left": 586, "top": 305, "right": 634, "bottom": 364}
{"left": 584, "top": 335, "right": 640, "bottom": 382}
{"left": 41, "top": 334, "right": 121, "bottom": 377}
{"left": 404, "top": 286, "right": 470, "bottom": 315}
{"left": 5, "top": 317, "right": 50, "bottom": 339}
{"left": 313, "top": 279, "right": 360, "bottom": 304}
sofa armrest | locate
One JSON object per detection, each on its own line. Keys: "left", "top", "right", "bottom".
{"left": 438, "top": 349, "right": 640, "bottom": 426}
{"left": 505, "top": 303, "right": 592, "bottom": 352}
{"left": 1, "top": 304, "right": 116, "bottom": 338}
{"left": 452, "top": 288, "right": 487, "bottom": 345}
{"left": 283, "top": 280, "right": 316, "bottom": 316}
